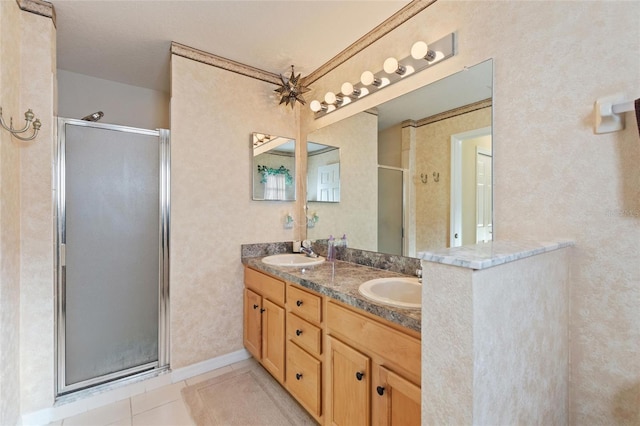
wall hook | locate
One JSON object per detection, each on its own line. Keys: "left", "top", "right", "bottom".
{"left": 0, "top": 107, "right": 41, "bottom": 141}
{"left": 433, "top": 172, "right": 440, "bottom": 182}
{"left": 420, "top": 173, "right": 428, "bottom": 184}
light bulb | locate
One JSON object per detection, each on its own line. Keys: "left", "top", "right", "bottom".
{"left": 341, "top": 82, "right": 361, "bottom": 97}
{"left": 383, "top": 57, "right": 406, "bottom": 75}
{"left": 310, "top": 100, "right": 326, "bottom": 112}
{"left": 411, "top": 41, "right": 436, "bottom": 61}
{"left": 360, "top": 71, "right": 381, "bottom": 87}
{"left": 325, "top": 92, "right": 336, "bottom": 104}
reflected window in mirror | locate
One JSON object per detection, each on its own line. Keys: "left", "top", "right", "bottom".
{"left": 306, "top": 59, "right": 493, "bottom": 258}
{"left": 307, "top": 142, "right": 340, "bottom": 203}
{"left": 252, "top": 132, "right": 296, "bottom": 201}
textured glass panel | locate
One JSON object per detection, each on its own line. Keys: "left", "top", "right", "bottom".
{"left": 64, "top": 124, "right": 159, "bottom": 385}
{"left": 378, "top": 168, "right": 403, "bottom": 256}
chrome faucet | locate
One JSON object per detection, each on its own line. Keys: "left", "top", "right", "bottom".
{"left": 416, "top": 268, "right": 423, "bottom": 283}
{"left": 300, "top": 240, "right": 319, "bottom": 258}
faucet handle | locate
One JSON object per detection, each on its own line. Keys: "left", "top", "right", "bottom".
{"left": 416, "top": 269, "right": 422, "bottom": 278}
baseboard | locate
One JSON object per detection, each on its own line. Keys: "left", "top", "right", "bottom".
{"left": 20, "top": 349, "right": 252, "bottom": 425}
{"left": 171, "top": 348, "right": 251, "bottom": 382}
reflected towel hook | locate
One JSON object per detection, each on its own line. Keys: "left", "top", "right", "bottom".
{"left": 420, "top": 173, "right": 428, "bottom": 184}
{"left": 433, "top": 172, "right": 440, "bottom": 182}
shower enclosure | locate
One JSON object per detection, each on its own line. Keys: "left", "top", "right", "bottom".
{"left": 55, "top": 118, "right": 170, "bottom": 395}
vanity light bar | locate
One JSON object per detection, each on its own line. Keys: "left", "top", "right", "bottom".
{"left": 310, "top": 32, "right": 456, "bottom": 118}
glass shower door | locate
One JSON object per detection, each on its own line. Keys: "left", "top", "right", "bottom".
{"left": 56, "top": 119, "right": 170, "bottom": 394}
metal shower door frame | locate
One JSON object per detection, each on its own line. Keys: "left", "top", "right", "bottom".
{"left": 54, "top": 118, "right": 171, "bottom": 396}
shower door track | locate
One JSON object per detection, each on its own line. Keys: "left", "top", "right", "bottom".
{"left": 54, "top": 118, "right": 171, "bottom": 396}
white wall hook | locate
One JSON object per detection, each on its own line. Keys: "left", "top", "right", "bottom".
{"left": 594, "top": 94, "right": 635, "bottom": 134}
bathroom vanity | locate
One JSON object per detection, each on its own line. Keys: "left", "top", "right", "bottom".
{"left": 242, "top": 256, "right": 421, "bottom": 426}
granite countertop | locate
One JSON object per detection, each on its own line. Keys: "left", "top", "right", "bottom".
{"left": 243, "top": 257, "right": 421, "bottom": 333}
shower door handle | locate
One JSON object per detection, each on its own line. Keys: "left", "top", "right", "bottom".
{"left": 60, "top": 243, "right": 66, "bottom": 267}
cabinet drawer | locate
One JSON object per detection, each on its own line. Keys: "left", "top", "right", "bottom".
{"left": 327, "top": 302, "right": 421, "bottom": 378}
{"left": 245, "top": 267, "right": 284, "bottom": 305}
{"left": 287, "top": 285, "right": 322, "bottom": 323}
{"left": 287, "top": 312, "right": 322, "bottom": 356}
{"left": 286, "top": 341, "right": 322, "bottom": 417}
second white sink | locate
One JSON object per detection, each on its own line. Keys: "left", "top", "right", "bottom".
{"left": 262, "top": 253, "right": 325, "bottom": 267}
{"left": 358, "top": 277, "right": 421, "bottom": 309}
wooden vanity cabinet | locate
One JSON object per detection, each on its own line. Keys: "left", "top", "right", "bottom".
{"left": 244, "top": 266, "right": 420, "bottom": 425}
{"left": 243, "top": 267, "right": 285, "bottom": 383}
{"left": 326, "top": 301, "right": 421, "bottom": 426}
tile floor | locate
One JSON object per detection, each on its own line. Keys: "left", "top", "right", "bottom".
{"left": 50, "top": 359, "right": 258, "bottom": 426}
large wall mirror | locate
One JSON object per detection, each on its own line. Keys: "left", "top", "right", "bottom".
{"left": 252, "top": 132, "right": 296, "bottom": 201}
{"left": 306, "top": 59, "right": 493, "bottom": 257}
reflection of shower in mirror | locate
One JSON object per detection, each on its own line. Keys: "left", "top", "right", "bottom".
{"left": 81, "top": 111, "right": 104, "bottom": 122}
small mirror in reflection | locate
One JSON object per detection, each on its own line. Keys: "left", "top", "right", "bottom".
{"left": 306, "top": 142, "right": 340, "bottom": 203}
{"left": 252, "top": 132, "right": 296, "bottom": 201}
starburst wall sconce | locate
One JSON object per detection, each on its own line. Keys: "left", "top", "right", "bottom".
{"left": 274, "top": 65, "right": 310, "bottom": 109}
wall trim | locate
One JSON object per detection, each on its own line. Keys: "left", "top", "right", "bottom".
{"left": 171, "top": 42, "right": 281, "bottom": 85}
{"left": 302, "top": 0, "right": 437, "bottom": 85}
{"left": 414, "top": 98, "right": 492, "bottom": 127}
{"left": 17, "top": 0, "right": 55, "bottom": 25}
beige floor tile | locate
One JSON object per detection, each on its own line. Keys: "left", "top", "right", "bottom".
{"left": 131, "top": 381, "right": 186, "bottom": 415}
{"left": 106, "top": 417, "right": 132, "bottom": 426}
{"left": 184, "top": 365, "right": 234, "bottom": 386}
{"left": 131, "top": 400, "right": 194, "bottom": 426}
{"left": 229, "top": 357, "right": 258, "bottom": 371}
{"left": 62, "top": 399, "right": 131, "bottom": 426}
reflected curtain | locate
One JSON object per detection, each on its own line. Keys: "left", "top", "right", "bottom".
{"left": 264, "top": 174, "right": 286, "bottom": 200}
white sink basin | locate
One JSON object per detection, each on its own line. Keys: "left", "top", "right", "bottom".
{"left": 358, "top": 277, "right": 421, "bottom": 309}
{"left": 262, "top": 253, "right": 325, "bottom": 267}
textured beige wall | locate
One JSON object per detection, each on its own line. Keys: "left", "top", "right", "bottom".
{"left": 422, "top": 248, "right": 570, "bottom": 424}
{"left": 306, "top": 111, "right": 378, "bottom": 250}
{"left": 378, "top": 122, "right": 402, "bottom": 168}
{"left": 0, "top": 2, "right": 23, "bottom": 424}
{"left": 303, "top": 1, "right": 639, "bottom": 423}
{"left": 421, "top": 262, "right": 474, "bottom": 425}
{"left": 170, "top": 56, "right": 298, "bottom": 368}
{"left": 472, "top": 249, "right": 570, "bottom": 425}
{"left": 414, "top": 107, "right": 491, "bottom": 251}
{"left": 18, "top": 8, "right": 56, "bottom": 414}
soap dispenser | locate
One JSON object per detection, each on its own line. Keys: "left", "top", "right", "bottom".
{"left": 327, "top": 235, "right": 335, "bottom": 261}
{"left": 340, "top": 234, "right": 348, "bottom": 248}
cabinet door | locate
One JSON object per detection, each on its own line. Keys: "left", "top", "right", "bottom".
{"left": 372, "top": 364, "right": 421, "bottom": 426}
{"left": 243, "top": 288, "right": 262, "bottom": 360}
{"left": 286, "top": 341, "right": 322, "bottom": 417}
{"left": 329, "top": 337, "right": 370, "bottom": 426}
{"left": 261, "top": 298, "right": 285, "bottom": 383}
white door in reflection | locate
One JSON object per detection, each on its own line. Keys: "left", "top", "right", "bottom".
{"left": 317, "top": 163, "right": 340, "bottom": 202}
{"left": 476, "top": 147, "right": 493, "bottom": 243}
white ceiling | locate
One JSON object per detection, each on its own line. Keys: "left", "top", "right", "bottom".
{"left": 52, "top": 0, "right": 411, "bottom": 93}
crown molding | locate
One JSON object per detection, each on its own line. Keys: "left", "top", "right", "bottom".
{"left": 302, "top": 0, "right": 437, "bottom": 85}
{"left": 416, "top": 98, "right": 492, "bottom": 127}
{"left": 171, "top": 42, "right": 281, "bottom": 85}
{"left": 17, "top": 0, "right": 56, "bottom": 26}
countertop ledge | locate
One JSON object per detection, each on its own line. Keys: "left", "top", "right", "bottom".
{"left": 242, "top": 257, "right": 421, "bottom": 333}
{"left": 417, "top": 239, "right": 575, "bottom": 270}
